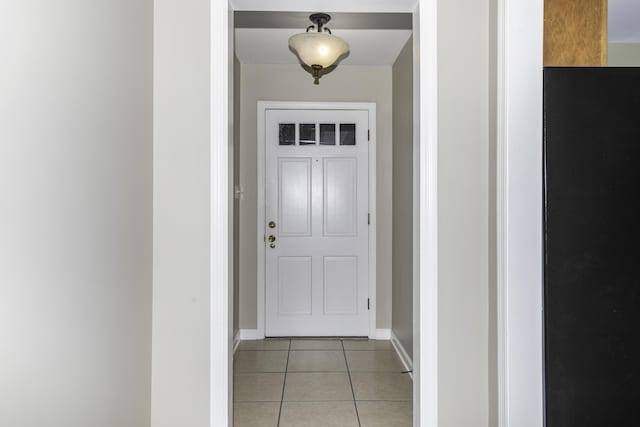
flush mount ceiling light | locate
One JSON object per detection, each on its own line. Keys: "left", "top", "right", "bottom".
{"left": 288, "top": 13, "right": 349, "bottom": 85}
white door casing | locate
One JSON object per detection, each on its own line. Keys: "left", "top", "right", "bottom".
{"left": 497, "top": 0, "right": 544, "bottom": 425}
{"left": 264, "top": 107, "right": 371, "bottom": 336}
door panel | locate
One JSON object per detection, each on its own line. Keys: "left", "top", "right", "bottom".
{"left": 323, "top": 256, "right": 358, "bottom": 315}
{"left": 278, "top": 158, "right": 312, "bottom": 236}
{"left": 323, "top": 157, "right": 358, "bottom": 236}
{"left": 277, "top": 257, "right": 312, "bottom": 315}
{"left": 265, "top": 108, "right": 370, "bottom": 336}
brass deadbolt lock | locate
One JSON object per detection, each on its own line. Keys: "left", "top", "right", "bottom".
{"left": 268, "top": 221, "right": 276, "bottom": 229}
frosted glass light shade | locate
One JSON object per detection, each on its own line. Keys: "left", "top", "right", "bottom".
{"left": 288, "top": 32, "right": 349, "bottom": 68}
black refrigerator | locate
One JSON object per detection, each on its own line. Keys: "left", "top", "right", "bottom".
{"left": 544, "top": 67, "right": 640, "bottom": 426}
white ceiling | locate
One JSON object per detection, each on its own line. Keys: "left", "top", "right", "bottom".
{"left": 609, "top": 0, "right": 640, "bottom": 42}
{"left": 230, "top": 0, "right": 418, "bottom": 13}
{"left": 235, "top": 28, "right": 412, "bottom": 66}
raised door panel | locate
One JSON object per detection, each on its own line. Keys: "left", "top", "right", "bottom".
{"left": 278, "top": 158, "right": 312, "bottom": 236}
{"left": 323, "top": 157, "right": 357, "bottom": 237}
{"left": 278, "top": 257, "right": 312, "bottom": 315}
{"left": 323, "top": 256, "right": 358, "bottom": 315}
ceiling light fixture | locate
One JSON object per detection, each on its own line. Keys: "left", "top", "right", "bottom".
{"left": 289, "top": 13, "right": 349, "bottom": 85}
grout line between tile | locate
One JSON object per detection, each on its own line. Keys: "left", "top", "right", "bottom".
{"left": 341, "top": 339, "right": 362, "bottom": 427}
{"left": 276, "top": 340, "right": 291, "bottom": 427}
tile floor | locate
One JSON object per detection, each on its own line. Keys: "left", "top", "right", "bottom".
{"left": 234, "top": 338, "right": 412, "bottom": 427}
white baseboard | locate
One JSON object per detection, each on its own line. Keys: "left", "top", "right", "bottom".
{"left": 233, "top": 330, "right": 241, "bottom": 354}
{"left": 375, "top": 328, "right": 391, "bottom": 340}
{"left": 390, "top": 330, "right": 413, "bottom": 379}
{"left": 239, "top": 329, "right": 258, "bottom": 340}
{"left": 239, "top": 328, "right": 393, "bottom": 341}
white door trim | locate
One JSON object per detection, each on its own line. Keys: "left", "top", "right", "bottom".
{"left": 496, "top": 0, "right": 544, "bottom": 425}
{"left": 256, "top": 101, "right": 377, "bottom": 339}
{"left": 211, "top": 0, "right": 231, "bottom": 424}
{"left": 414, "top": 2, "right": 439, "bottom": 426}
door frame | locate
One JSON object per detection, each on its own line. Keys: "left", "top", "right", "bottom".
{"left": 211, "top": 1, "right": 437, "bottom": 426}
{"left": 256, "top": 101, "right": 378, "bottom": 339}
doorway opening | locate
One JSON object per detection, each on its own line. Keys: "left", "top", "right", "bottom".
{"left": 231, "top": 10, "right": 416, "bottom": 426}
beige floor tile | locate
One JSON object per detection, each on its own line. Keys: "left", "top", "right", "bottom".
{"left": 357, "top": 401, "right": 413, "bottom": 427}
{"left": 346, "top": 350, "right": 405, "bottom": 372}
{"left": 342, "top": 339, "right": 393, "bottom": 351}
{"left": 234, "top": 373, "right": 285, "bottom": 402}
{"left": 279, "top": 401, "right": 359, "bottom": 427}
{"left": 233, "top": 402, "right": 280, "bottom": 427}
{"left": 283, "top": 372, "right": 353, "bottom": 401}
{"left": 290, "top": 339, "right": 343, "bottom": 350}
{"left": 287, "top": 350, "right": 347, "bottom": 372}
{"left": 234, "top": 350, "right": 288, "bottom": 373}
{"left": 237, "top": 339, "right": 290, "bottom": 351}
{"left": 350, "top": 373, "right": 412, "bottom": 401}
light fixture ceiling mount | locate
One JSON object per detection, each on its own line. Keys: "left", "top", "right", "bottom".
{"left": 307, "top": 13, "right": 332, "bottom": 31}
{"left": 289, "top": 13, "right": 350, "bottom": 85}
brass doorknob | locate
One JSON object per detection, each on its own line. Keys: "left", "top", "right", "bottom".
{"left": 268, "top": 235, "right": 276, "bottom": 243}
{"left": 268, "top": 221, "right": 276, "bottom": 229}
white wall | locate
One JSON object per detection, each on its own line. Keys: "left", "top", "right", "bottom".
{"left": 238, "top": 63, "right": 393, "bottom": 330}
{"left": 152, "top": 0, "right": 212, "bottom": 425}
{"left": 609, "top": 43, "right": 640, "bottom": 65}
{"left": 437, "top": 0, "right": 490, "bottom": 425}
{"left": 0, "top": 1, "right": 153, "bottom": 426}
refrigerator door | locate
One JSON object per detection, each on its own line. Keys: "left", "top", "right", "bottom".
{"left": 544, "top": 67, "right": 640, "bottom": 427}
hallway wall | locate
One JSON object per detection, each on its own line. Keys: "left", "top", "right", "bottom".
{"left": 0, "top": 1, "right": 153, "bottom": 426}
{"left": 238, "top": 64, "right": 393, "bottom": 330}
{"left": 392, "top": 38, "right": 414, "bottom": 356}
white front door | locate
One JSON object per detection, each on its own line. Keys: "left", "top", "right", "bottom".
{"left": 264, "top": 108, "right": 370, "bottom": 336}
